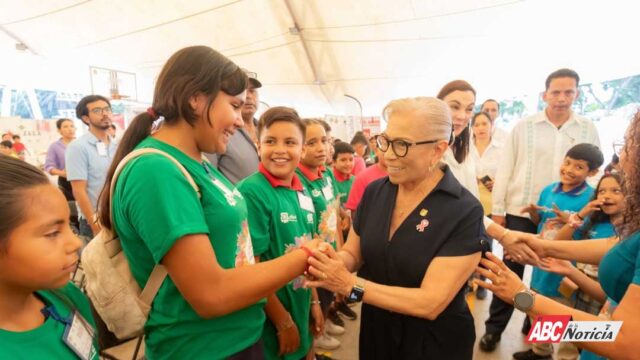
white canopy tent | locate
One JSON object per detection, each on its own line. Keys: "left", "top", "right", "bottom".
{"left": 1, "top": 0, "right": 639, "bottom": 117}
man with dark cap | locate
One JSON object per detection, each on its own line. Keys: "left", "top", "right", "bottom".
{"left": 205, "top": 69, "right": 261, "bottom": 184}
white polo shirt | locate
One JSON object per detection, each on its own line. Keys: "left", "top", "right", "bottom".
{"left": 470, "top": 138, "right": 503, "bottom": 179}
{"left": 492, "top": 111, "right": 600, "bottom": 217}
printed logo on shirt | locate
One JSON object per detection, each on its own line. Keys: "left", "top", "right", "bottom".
{"left": 307, "top": 213, "right": 314, "bottom": 224}
{"left": 312, "top": 189, "right": 322, "bottom": 198}
{"left": 280, "top": 212, "right": 298, "bottom": 224}
{"left": 235, "top": 221, "right": 256, "bottom": 267}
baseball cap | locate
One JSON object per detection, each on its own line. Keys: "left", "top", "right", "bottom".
{"left": 242, "top": 68, "right": 262, "bottom": 88}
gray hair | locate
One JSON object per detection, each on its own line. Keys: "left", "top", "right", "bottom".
{"left": 382, "top": 97, "right": 452, "bottom": 141}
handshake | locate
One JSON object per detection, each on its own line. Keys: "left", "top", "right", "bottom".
{"left": 496, "top": 230, "right": 548, "bottom": 266}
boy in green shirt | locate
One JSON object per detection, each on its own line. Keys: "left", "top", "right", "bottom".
{"left": 238, "top": 107, "right": 323, "bottom": 360}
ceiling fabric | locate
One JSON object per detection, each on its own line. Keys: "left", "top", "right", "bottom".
{"left": 1, "top": 0, "right": 638, "bottom": 116}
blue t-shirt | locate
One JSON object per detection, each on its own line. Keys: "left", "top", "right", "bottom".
{"left": 572, "top": 219, "right": 616, "bottom": 241}
{"left": 531, "top": 181, "right": 593, "bottom": 297}
{"left": 599, "top": 231, "right": 640, "bottom": 304}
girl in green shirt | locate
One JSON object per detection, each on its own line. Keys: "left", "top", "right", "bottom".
{"left": 0, "top": 156, "right": 98, "bottom": 360}
{"left": 97, "top": 46, "right": 320, "bottom": 360}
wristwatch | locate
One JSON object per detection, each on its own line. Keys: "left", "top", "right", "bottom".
{"left": 347, "top": 277, "right": 366, "bottom": 302}
{"left": 513, "top": 288, "right": 536, "bottom": 312}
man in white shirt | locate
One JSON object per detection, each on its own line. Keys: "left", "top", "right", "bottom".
{"left": 479, "top": 69, "right": 600, "bottom": 358}
{"left": 480, "top": 99, "right": 509, "bottom": 144}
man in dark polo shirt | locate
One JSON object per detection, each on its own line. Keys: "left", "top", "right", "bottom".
{"left": 205, "top": 69, "right": 261, "bottom": 184}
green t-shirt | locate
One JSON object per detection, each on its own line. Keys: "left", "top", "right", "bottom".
{"left": 333, "top": 176, "right": 354, "bottom": 208}
{"left": 0, "top": 283, "right": 98, "bottom": 360}
{"left": 296, "top": 166, "right": 340, "bottom": 248}
{"left": 112, "top": 137, "right": 265, "bottom": 360}
{"left": 238, "top": 171, "right": 316, "bottom": 360}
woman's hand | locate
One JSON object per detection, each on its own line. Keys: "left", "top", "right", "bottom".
{"left": 305, "top": 243, "right": 355, "bottom": 296}
{"left": 310, "top": 303, "right": 324, "bottom": 337}
{"left": 539, "top": 257, "right": 574, "bottom": 276}
{"left": 276, "top": 319, "right": 300, "bottom": 355}
{"left": 484, "top": 179, "right": 494, "bottom": 192}
{"left": 501, "top": 230, "right": 541, "bottom": 265}
{"left": 475, "top": 252, "right": 526, "bottom": 305}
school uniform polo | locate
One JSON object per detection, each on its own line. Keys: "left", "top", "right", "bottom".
{"left": 353, "top": 165, "right": 484, "bottom": 360}
{"left": 238, "top": 164, "right": 316, "bottom": 360}
{"left": 112, "top": 137, "right": 264, "bottom": 360}
{"left": 332, "top": 167, "right": 354, "bottom": 208}
{"left": 296, "top": 164, "right": 340, "bottom": 248}
{"left": 531, "top": 181, "right": 594, "bottom": 297}
{"left": 0, "top": 283, "right": 98, "bottom": 360}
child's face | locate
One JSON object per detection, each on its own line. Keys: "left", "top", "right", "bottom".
{"left": 0, "top": 145, "right": 11, "bottom": 155}
{"left": 301, "top": 124, "right": 327, "bottom": 169}
{"left": 0, "top": 185, "right": 82, "bottom": 290}
{"left": 559, "top": 156, "right": 596, "bottom": 188}
{"left": 597, "top": 177, "right": 625, "bottom": 215}
{"left": 258, "top": 121, "right": 304, "bottom": 182}
{"left": 335, "top": 152, "right": 354, "bottom": 175}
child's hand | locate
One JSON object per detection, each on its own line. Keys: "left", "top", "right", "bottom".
{"left": 520, "top": 203, "right": 542, "bottom": 216}
{"left": 550, "top": 204, "right": 571, "bottom": 224}
{"left": 539, "top": 257, "right": 574, "bottom": 276}
{"left": 579, "top": 199, "right": 604, "bottom": 219}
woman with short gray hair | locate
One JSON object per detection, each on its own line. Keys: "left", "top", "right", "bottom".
{"left": 306, "top": 97, "right": 484, "bottom": 359}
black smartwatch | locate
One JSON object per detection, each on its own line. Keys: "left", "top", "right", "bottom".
{"left": 347, "top": 277, "right": 366, "bottom": 302}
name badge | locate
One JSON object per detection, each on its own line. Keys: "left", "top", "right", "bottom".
{"left": 322, "top": 185, "right": 334, "bottom": 201}
{"left": 298, "top": 192, "right": 315, "bottom": 213}
{"left": 96, "top": 142, "right": 108, "bottom": 157}
{"left": 63, "top": 311, "right": 96, "bottom": 360}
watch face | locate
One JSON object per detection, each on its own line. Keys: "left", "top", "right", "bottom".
{"left": 515, "top": 292, "right": 534, "bottom": 311}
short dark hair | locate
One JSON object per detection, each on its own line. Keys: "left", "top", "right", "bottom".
{"left": 333, "top": 141, "right": 355, "bottom": 161}
{"left": 56, "top": 118, "right": 73, "bottom": 130}
{"left": 545, "top": 68, "right": 580, "bottom": 90}
{"left": 350, "top": 131, "right": 368, "bottom": 146}
{"left": 258, "top": 106, "right": 306, "bottom": 141}
{"left": 12, "top": 135, "right": 20, "bottom": 140}
{"left": 75, "top": 95, "right": 111, "bottom": 119}
{"left": 0, "top": 140, "right": 12, "bottom": 148}
{"left": 481, "top": 99, "right": 500, "bottom": 110}
{"left": 565, "top": 143, "right": 604, "bottom": 170}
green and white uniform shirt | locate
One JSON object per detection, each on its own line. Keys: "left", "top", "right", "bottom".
{"left": 238, "top": 164, "right": 317, "bottom": 360}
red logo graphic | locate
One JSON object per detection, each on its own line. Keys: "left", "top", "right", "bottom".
{"left": 416, "top": 219, "right": 429, "bottom": 232}
{"left": 527, "top": 315, "right": 572, "bottom": 343}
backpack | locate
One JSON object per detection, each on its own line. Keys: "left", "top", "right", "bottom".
{"left": 81, "top": 148, "right": 200, "bottom": 340}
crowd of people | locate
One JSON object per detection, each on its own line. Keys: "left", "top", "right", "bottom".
{"left": 0, "top": 45, "right": 638, "bottom": 360}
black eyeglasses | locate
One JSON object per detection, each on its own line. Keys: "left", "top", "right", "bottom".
{"left": 376, "top": 134, "right": 439, "bottom": 158}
